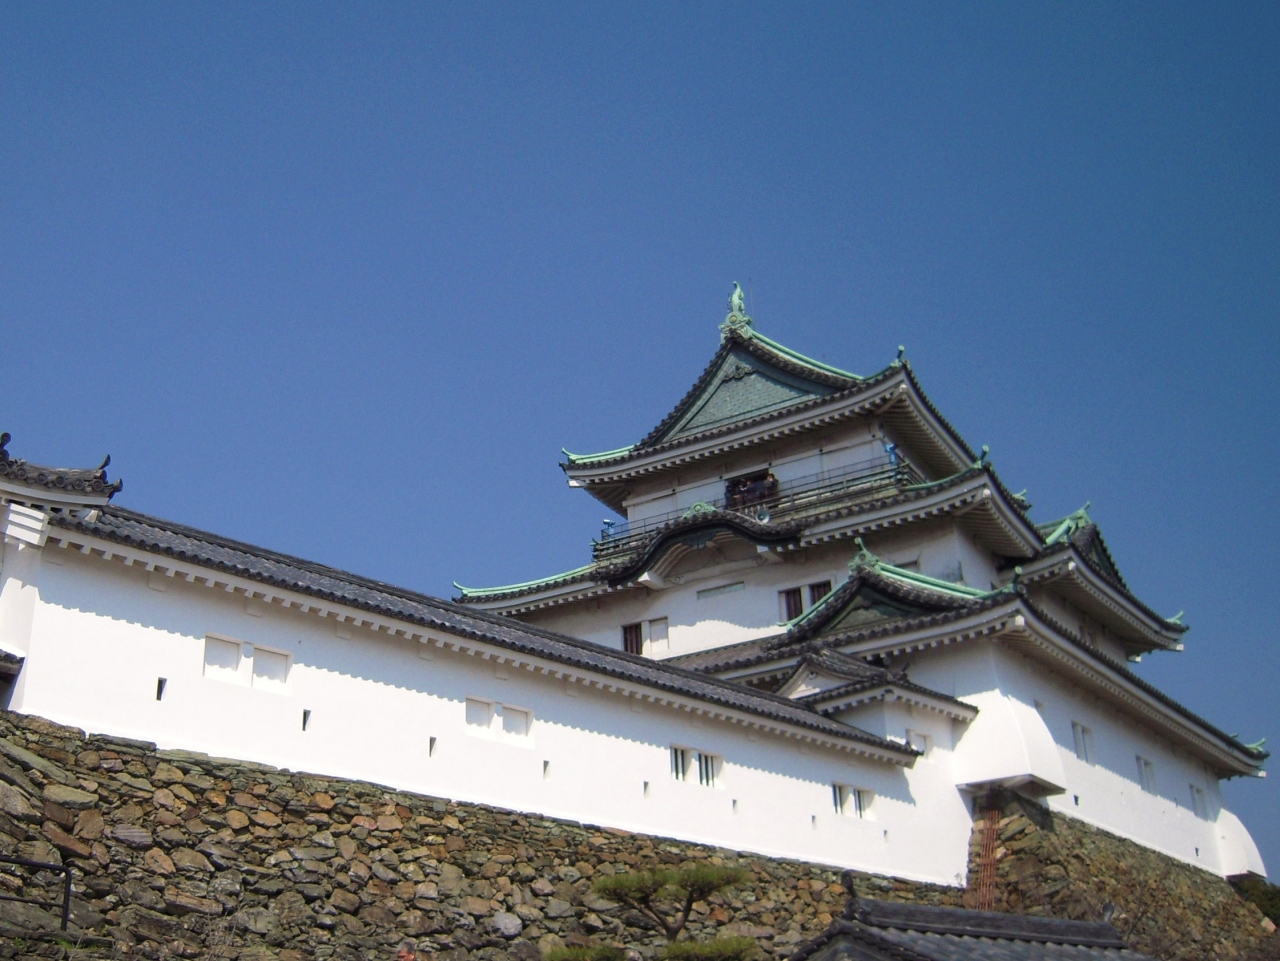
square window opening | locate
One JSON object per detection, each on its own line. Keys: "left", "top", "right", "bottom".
{"left": 252, "top": 647, "right": 290, "bottom": 691}
{"left": 203, "top": 636, "right": 242, "bottom": 684}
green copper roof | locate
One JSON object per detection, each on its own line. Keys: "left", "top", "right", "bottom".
{"left": 454, "top": 563, "right": 598, "bottom": 599}
{"left": 561, "top": 445, "right": 636, "bottom": 465}
{"left": 786, "top": 540, "right": 999, "bottom": 631}
{"left": 563, "top": 286, "right": 884, "bottom": 466}
{"left": 745, "top": 329, "right": 862, "bottom": 381}
{"left": 1040, "top": 503, "right": 1093, "bottom": 546}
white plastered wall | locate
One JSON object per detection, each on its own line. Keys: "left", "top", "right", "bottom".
{"left": 905, "top": 640, "right": 1264, "bottom": 877}
{"left": 5, "top": 541, "right": 973, "bottom": 886}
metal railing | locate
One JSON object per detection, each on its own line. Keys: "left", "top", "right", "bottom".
{"left": 0, "top": 853, "right": 73, "bottom": 931}
{"left": 592, "top": 455, "right": 925, "bottom": 563}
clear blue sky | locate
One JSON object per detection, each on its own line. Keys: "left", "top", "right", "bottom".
{"left": 2, "top": 5, "right": 1277, "bottom": 874}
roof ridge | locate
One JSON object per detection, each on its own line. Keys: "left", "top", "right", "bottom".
{"left": 48, "top": 506, "right": 920, "bottom": 759}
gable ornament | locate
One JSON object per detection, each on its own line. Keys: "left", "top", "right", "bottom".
{"left": 719, "top": 282, "right": 754, "bottom": 342}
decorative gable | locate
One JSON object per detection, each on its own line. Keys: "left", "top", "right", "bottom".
{"left": 655, "top": 346, "right": 839, "bottom": 444}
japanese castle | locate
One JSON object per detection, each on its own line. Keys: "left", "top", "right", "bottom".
{"left": 0, "top": 286, "right": 1266, "bottom": 886}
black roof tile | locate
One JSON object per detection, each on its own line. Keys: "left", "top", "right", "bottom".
{"left": 45, "top": 506, "right": 916, "bottom": 759}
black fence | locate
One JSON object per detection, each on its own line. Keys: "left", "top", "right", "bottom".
{"left": 0, "top": 853, "right": 72, "bottom": 931}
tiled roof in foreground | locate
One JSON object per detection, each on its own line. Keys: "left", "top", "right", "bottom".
{"left": 789, "top": 897, "right": 1154, "bottom": 961}
{"left": 46, "top": 506, "right": 919, "bottom": 761}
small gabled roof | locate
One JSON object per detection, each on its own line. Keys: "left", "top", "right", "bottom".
{"left": 778, "top": 650, "right": 977, "bottom": 721}
{"left": 785, "top": 542, "right": 1001, "bottom": 644}
{"left": 0, "top": 433, "right": 121, "bottom": 507}
{"left": 789, "top": 897, "right": 1153, "bottom": 961}
{"left": 1038, "top": 505, "right": 1127, "bottom": 588}
{"left": 1019, "top": 505, "right": 1187, "bottom": 652}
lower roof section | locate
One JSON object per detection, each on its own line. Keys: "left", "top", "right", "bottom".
{"left": 37, "top": 505, "right": 917, "bottom": 764}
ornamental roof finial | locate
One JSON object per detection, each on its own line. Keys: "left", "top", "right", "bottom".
{"left": 719, "top": 282, "right": 754, "bottom": 342}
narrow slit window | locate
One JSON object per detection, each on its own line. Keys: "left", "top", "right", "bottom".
{"left": 780, "top": 588, "right": 804, "bottom": 621}
{"left": 155, "top": 678, "right": 167, "bottom": 701}
{"left": 1072, "top": 722, "right": 1093, "bottom": 763}
{"left": 1189, "top": 784, "right": 1208, "bottom": 819}
{"left": 428, "top": 736, "right": 437, "bottom": 757}
{"left": 1136, "top": 755, "right": 1156, "bottom": 793}
{"left": 542, "top": 760, "right": 551, "bottom": 779}
{"left": 697, "top": 752, "right": 719, "bottom": 788}
{"left": 671, "top": 747, "right": 690, "bottom": 781}
{"left": 301, "top": 709, "right": 311, "bottom": 731}
{"left": 622, "top": 623, "right": 643, "bottom": 655}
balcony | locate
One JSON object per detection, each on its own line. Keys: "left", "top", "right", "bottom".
{"left": 592, "top": 452, "right": 925, "bottom": 564}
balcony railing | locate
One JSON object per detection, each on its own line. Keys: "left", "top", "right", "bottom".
{"left": 592, "top": 453, "right": 925, "bottom": 564}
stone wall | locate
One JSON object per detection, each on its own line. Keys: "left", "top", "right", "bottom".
{"left": 0, "top": 711, "right": 1271, "bottom": 961}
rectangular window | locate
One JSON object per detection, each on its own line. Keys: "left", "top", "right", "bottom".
{"left": 671, "top": 747, "right": 690, "bottom": 781}
{"left": 648, "top": 617, "right": 669, "bottom": 653}
{"left": 1072, "top": 722, "right": 1093, "bottom": 763}
{"left": 622, "top": 623, "right": 643, "bottom": 655}
{"left": 502, "top": 707, "right": 531, "bottom": 737}
{"left": 251, "top": 647, "right": 290, "bottom": 691}
{"left": 808, "top": 581, "right": 833, "bottom": 606}
{"left": 833, "top": 784, "right": 871, "bottom": 818}
{"left": 907, "top": 729, "right": 931, "bottom": 756}
{"left": 780, "top": 588, "right": 804, "bottom": 621}
{"left": 1136, "top": 755, "right": 1156, "bottom": 793}
{"left": 1189, "top": 784, "right": 1208, "bottom": 819}
{"left": 697, "top": 752, "right": 720, "bottom": 788}
{"left": 466, "top": 698, "right": 532, "bottom": 740}
{"left": 203, "top": 636, "right": 243, "bottom": 684}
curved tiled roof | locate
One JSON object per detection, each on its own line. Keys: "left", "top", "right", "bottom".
{"left": 0, "top": 433, "right": 121, "bottom": 499}
{"left": 666, "top": 577, "right": 1265, "bottom": 765}
{"left": 46, "top": 506, "right": 918, "bottom": 760}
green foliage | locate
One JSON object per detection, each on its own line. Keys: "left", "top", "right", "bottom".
{"left": 674, "top": 864, "right": 750, "bottom": 902}
{"left": 547, "top": 947, "right": 627, "bottom": 961}
{"left": 1234, "top": 878, "right": 1280, "bottom": 924}
{"left": 662, "top": 937, "right": 758, "bottom": 961}
{"left": 595, "top": 869, "right": 673, "bottom": 903}
{"left": 594, "top": 864, "right": 751, "bottom": 942}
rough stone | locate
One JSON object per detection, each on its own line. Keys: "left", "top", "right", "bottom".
{"left": 0, "top": 780, "right": 41, "bottom": 822}
{"left": 0, "top": 710, "right": 1267, "bottom": 961}
{"left": 111, "top": 823, "right": 154, "bottom": 848}
{"left": 490, "top": 910, "right": 524, "bottom": 938}
{"left": 42, "top": 782, "right": 98, "bottom": 809}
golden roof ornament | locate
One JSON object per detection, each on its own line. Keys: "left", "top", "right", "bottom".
{"left": 719, "top": 282, "right": 753, "bottom": 342}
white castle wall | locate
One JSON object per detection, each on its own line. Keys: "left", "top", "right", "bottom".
{"left": 906, "top": 642, "right": 1263, "bottom": 877}
{"left": 1, "top": 535, "right": 974, "bottom": 886}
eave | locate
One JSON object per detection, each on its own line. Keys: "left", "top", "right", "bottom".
{"left": 1014, "top": 546, "right": 1186, "bottom": 653}
{"left": 802, "top": 682, "right": 979, "bottom": 723}
{"left": 678, "top": 597, "right": 1264, "bottom": 777}
{"left": 798, "top": 466, "right": 1042, "bottom": 560}
{"left": 562, "top": 364, "right": 976, "bottom": 513}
